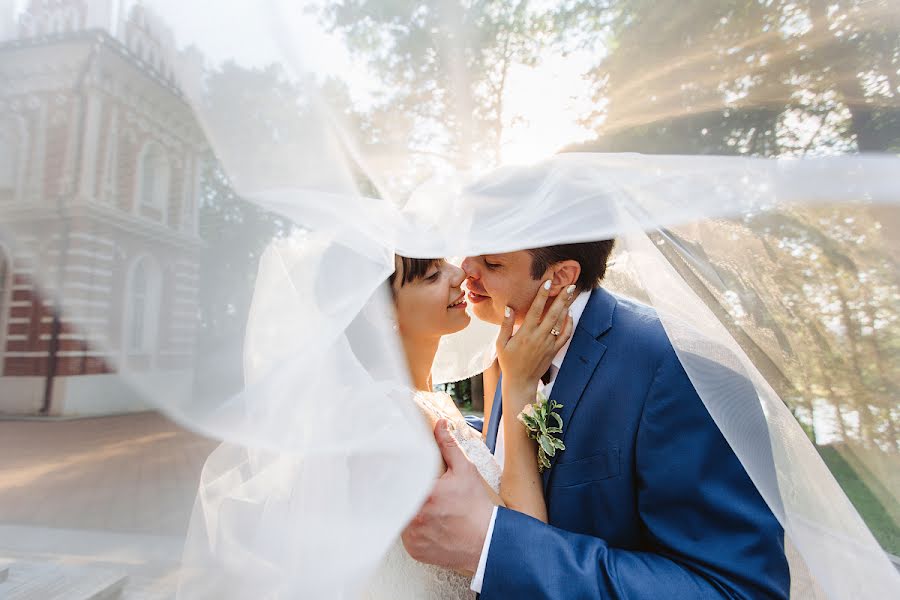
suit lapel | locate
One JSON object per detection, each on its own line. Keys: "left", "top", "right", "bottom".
{"left": 542, "top": 288, "right": 617, "bottom": 490}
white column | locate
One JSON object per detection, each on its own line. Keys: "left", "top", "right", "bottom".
{"left": 29, "top": 97, "right": 48, "bottom": 203}
{"left": 102, "top": 106, "right": 119, "bottom": 203}
{"left": 59, "top": 97, "right": 81, "bottom": 198}
{"left": 78, "top": 92, "right": 103, "bottom": 202}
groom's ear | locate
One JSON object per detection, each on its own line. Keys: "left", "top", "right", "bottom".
{"left": 549, "top": 260, "right": 580, "bottom": 295}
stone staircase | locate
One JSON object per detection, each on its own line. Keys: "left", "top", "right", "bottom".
{"left": 0, "top": 525, "right": 184, "bottom": 600}
{"left": 0, "top": 560, "right": 128, "bottom": 600}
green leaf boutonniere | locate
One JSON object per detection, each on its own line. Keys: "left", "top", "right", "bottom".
{"left": 517, "top": 390, "right": 565, "bottom": 472}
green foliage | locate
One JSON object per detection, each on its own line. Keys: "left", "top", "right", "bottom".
{"left": 519, "top": 391, "right": 566, "bottom": 472}
{"left": 817, "top": 445, "right": 900, "bottom": 555}
{"left": 191, "top": 2, "right": 898, "bottom": 555}
{"left": 192, "top": 63, "right": 299, "bottom": 397}
{"left": 561, "top": 0, "right": 900, "bottom": 155}
{"left": 318, "top": 0, "right": 552, "bottom": 189}
{"left": 319, "top": 1, "right": 898, "bottom": 549}
{"left": 440, "top": 378, "right": 473, "bottom": 409}
{"left": 323, "top": 0, "right": 899, "bottom": 165}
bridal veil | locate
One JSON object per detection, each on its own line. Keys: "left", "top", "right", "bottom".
{"left": 0, "top": 0, "right": 897, "bottom": 598}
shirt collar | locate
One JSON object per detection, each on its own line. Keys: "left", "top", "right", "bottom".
{"left": 551, "top": 288, "right": 591, "bottom": 372}
{"left": 510, "top": 288, "right": 593, "bottom": 375}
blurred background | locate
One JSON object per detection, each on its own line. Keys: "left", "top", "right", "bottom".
{"left": 0, "top": 0, "right": 897, "bottom": 597}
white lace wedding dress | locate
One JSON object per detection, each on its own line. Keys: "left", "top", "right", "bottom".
{"left": 364, "top": 391, "right": 501, "bottom": 600}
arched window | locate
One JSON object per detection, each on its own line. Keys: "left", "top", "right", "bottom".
{"left": 136, "top": 142, "right": 170, "bottom": 219}
{"left": 124, "top": 256, "right": 161, "bottom": 357}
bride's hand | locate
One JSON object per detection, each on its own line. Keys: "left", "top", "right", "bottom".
{"left": 496, "top": 280, "right": 576, "bottom": 404}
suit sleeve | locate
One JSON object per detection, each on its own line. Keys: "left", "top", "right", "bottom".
{"left": 479, "top": 351, "right": 789, "bottom": 600}
{"left": 464, "top": 414, "right": 484, "bottom": 433}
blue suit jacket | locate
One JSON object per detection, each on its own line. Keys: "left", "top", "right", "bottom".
{"left": 482, "top": 288, "right": 789, "bottom": 599}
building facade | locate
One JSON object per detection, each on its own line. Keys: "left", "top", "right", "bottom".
{"left": 0, "top": 0, "right": 206, "bottom": 415}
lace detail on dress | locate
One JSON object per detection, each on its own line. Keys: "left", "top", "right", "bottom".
{"left": 364, "top": 391, "right": 499, "bottom": 600}
{"left": 456, "top": 435, "right": 501, "bottom": 495}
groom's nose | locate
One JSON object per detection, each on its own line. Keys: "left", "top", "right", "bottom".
{"left": 460, "top": 257, "right": 478, "bottom": 278}
{"left": 449, "top": 264, "right": 466, "bottom": 287}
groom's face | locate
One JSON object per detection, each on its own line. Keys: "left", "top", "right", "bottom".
{"left": 461, "top": 251, "right": 545, "bottom": 325}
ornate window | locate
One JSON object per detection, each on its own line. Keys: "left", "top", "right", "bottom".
{"left": 124, "top": 256, "right": 161, "bottom": 357}
{"left": 102, "top": 119, "right": 119, "bottom": 203}
{"left": 136, "top": 141, "right": 170, "bottom": 219}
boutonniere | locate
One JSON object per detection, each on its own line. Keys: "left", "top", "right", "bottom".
{"left": 517, "top": 390, "right": 565, "bottom": 472}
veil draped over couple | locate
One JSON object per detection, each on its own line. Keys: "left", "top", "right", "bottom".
{"left": 0, "top": 0, "right": 898, "bottom": 599}
{"left": 175, "top": 156, "right": 898, "bottom": 600}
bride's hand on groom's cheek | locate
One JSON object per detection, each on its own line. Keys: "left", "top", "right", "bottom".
{"left": 496, "top": 281, "right": 576, "bottom": 394}
{"left": 401, "top": 419, "right": 496, "bottom": 576}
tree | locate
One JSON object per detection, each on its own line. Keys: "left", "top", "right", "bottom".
{"left": 192, "top": 63, "right": 300, "bottom": 397}
{"left": 318, "top": 0, "right": 549, "bottom": 195}
{"left": 558, "top": 0, "right": 898, "bottom": 155}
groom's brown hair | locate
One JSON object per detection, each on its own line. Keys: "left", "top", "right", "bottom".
{"left": 528, "top": 240, "right": 615, "bottom": 293}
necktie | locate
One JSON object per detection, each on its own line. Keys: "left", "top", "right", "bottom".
{"left": 541, "top": 366, "right": 555, "bottom": 386}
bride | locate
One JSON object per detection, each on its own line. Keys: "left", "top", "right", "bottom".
{"left": 366, "top": 254, "right": 575, "bottom": 598}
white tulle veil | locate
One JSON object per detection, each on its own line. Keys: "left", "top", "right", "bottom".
{"left": 0, "top": 0, "right": 897, "bottom": 598}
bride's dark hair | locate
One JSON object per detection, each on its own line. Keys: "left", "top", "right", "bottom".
{"left": 389, "top": 255, "right": 442, "bottom": 290}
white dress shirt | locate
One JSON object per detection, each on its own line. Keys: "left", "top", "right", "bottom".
{"left": 471, "top": 290, "right": 592, "bottom": 593}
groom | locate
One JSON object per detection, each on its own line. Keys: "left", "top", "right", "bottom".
{"left": 402, "top": 240, "right": 791, "bottom": 598}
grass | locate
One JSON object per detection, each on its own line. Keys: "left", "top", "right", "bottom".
{"left": 817, "top": 445, "right": 900, "bottom": 556}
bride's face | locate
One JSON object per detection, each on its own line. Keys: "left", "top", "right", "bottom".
{"left": 392, "top": 259, "right": 471, "bottom": 338}
{"left": 461, "top": 251, "right": 545, "bottom": 325}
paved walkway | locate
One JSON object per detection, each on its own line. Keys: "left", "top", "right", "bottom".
{"left": 0, "top": 412, "right": 216, "bottom": 537}
{"left": 0, "top": 412, "right": 217, "bottom": 597}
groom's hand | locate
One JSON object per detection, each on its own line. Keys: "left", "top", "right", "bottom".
{"left": 401, "top": 419, "right": 495, "bottom": 576}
